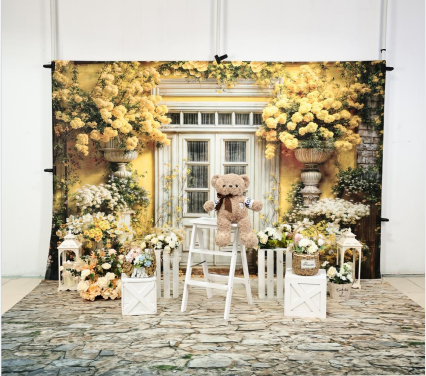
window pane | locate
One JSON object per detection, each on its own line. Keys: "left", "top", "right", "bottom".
{"left": 253, "top": 113, "right": 262, "bottom": 125}
{"left": 187, "top": 191, "right": 208, "bottom": 213}
{"left": 225, "top": 141, "right": 246, "bottom": 162}
{"left": 235, "top": 113, "right": 250, "bottom": 125}
{"left": 188, "top": 165, "right": 208, "bottom": 188}
{"left": 169, "top": 113, "right": 180, "bottom": 125}
{"left": 187, "top": 141, "right": 208, "bottom": 162}
{"left": 201, "top": 113, "right": 215, "bottom": 125}
{"left": 184, "top": 113, "right": 198, "bottom": 125}
{"left": 218, "top": 113, "right": 232, "bottom": 125}
{"left": 224, "top": 165, "right": 247, "bottom": 175}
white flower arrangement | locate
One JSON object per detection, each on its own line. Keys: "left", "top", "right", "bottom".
{"left": 323, "top": 261, "right": 353, "bottom": 284}
{"left": 301, "top": 198, "right": 370, "bottom": 225}
{"left": 292, "top": 231, "right": 325, "bottom": 255}
{"left": 74, "top": 184, "right": 118, "bottom": 212}
{"left": 256, "top": 224, "right": 292, "bottom": 249}
{"left": 145, "top": 228, "right": 184, "bottom": 254}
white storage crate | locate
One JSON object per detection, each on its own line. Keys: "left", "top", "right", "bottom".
{"left": 121, "top": 274, "right": 157, "bottom": 315}
{"left": 284, "top": 268, "right": 327, "bottom": 319}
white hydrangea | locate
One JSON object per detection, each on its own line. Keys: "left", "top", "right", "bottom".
{"left": 301, "top": 198, "right": 370, "bottom": 225}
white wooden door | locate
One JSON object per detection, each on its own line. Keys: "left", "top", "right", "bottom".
{"left": 178, "top": 132, "right": 255, "bottom": 266}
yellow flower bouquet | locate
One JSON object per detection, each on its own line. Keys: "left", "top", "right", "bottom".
{"left": 256, "top": 64, "right": 371, "bottom": 159}
{"left": 66, "top": 212, "right": 132, "bottom": 250}
{"left": 52, "top": 61, "right": 171, "bottom": 156}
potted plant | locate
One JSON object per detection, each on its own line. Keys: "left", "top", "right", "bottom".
{"left": 323, "top": 262, "right": 353, "bottom": 300}
{"left": 256, "top": 64, "right": 370, "bottom": 205}
{"left": 290, "top": 224, "right": 325, "bottom": 276}
{"left": 123, "top": 247, "right": 156, "bottom": 278}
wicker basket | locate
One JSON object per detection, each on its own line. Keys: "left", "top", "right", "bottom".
{"left": 291, "top": 224, "right": 320, "bottom": 276}
{"left": 292, "top": 253, "right": 320, "bottom": 276}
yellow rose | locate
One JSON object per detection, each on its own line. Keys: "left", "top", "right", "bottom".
{"left": 298, "top": 103, "right": 312, "bottom": 114}
{"left": 286, "top": 122, "right": 296, "bottom": 131}
{"left": 277, "top": 113, "right": 287, "bottom": 124}
{"left": 90, "top": 130, "right": 101, "bottom": 141}
{"left": 291, "top": 112, "right": 303, "bottom": 123}
{"left": 231, "top": 61, "right": 243, "bottom": 67}
{"left": 265, "top": 144, "right": 276, "bottom": 159}
{"left": 250, "top": 61, "right": 266, "bottom": 73}
{"left": 194, "top": 62, "right": 209, "bottom": 72}
{"left": 265, "top": 118, "right": 278, "bottom": 129}
{"left": 70, "top": 118, "right": 84, "bottom": 129}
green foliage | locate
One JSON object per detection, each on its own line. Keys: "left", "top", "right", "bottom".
{"left": 281, "top": 181, "right": 304, "bottom": 223}
{"left": 332, "top": 166, "right": 381, "bottom": 203}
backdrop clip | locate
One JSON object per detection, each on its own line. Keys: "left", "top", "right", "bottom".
{"left": 385, "top": 67, "right": 394, "bottom": 71}
{"left": 380, "top": 218, "right": 390, "bottom": 222}
{"left": 43, "top": 62, "right": 56, "bottom": 72}
{"left": 214, "top": 54, "right": 228, "bottom": 64}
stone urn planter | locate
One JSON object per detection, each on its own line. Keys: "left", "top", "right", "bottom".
{"left": 103, "top": 137, "right": 138, "bottom": 178}
{"left": 294, "top": 148, "right": 333, "bottom": 206}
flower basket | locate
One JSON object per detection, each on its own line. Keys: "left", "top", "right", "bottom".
{"left": 291, "top": 223, "right": 321, "bottom": 276}
{"left": 292, "top": 253, "right": 320, "bottom": 276}
{"left": 329, "top": 282, "right": 351, "bottom": 300}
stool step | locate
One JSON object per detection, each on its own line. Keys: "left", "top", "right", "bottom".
{"left": 186, "top": 280, "right": 229, "bottom": 291}
{"left": 189, "top": 249, "right": 233, "bottom": 257}
{"left": 207, "top": 274, "right": 247, "bottom": 284}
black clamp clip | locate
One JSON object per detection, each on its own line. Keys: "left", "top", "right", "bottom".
{"left": 214, "top": 54, "right": 228, "bottom": 64}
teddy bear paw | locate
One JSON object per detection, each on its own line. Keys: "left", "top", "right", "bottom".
{"left": 250, "top": 200, "right": 263, "bottom": 212}
{"left": 240, "top": 232, "right": 259, "bottom": 249}
{"left": 203, "top": 201, "right": 215, "bottom": 212}
{"left": 215, "top": 232, "right": 231, "bottom": 247}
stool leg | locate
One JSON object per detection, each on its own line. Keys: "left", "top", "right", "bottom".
{"left": 224, "top": 247, "right": 237, "bottom": 320}
{"left": 181, "top": 225, "right": 197, "bottom": 312}
{"left": 240, "top": 244, "right": 253, "bottom": 305}
{"left": 197, "top": 228, "right": 212, "bottom": 298}
{"left": 224, "top": 229, "right": 238, "bottom": 320}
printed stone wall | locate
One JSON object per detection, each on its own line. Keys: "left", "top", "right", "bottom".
{"left": 357, "top": 123, "right": 380, "bottom": 168}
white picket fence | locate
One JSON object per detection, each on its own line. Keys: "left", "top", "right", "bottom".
{"left": 257, "top": 248, "right": 289, "bottom": 299}
{"left": 154, "top": 249, "right": 180, "bottom": 299}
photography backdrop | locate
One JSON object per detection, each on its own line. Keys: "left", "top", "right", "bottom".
{"left": 47, "top": 60, "right": 385, "bottom": 280}
{"left": 1, "top": 0, "right": 425, "bottom": 276}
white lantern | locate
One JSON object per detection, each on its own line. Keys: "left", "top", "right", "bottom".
{"left": 336, "top": 228, "right": 363, "bottom": 289}
{"left": 57, "top": 231, "right": 82, "bottom": 291}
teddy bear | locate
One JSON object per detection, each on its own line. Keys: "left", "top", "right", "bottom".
{"left": 203, "top": 174, "right": 263, "bottom": 249}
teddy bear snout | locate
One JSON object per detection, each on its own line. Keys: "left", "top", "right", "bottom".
{"left": 228, "top": 185, "right": 233, "bottom": 187}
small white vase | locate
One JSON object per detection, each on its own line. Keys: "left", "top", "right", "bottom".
{"left": 131, "top": 266, "right": 148, "bottom": 278}
{"left": 329, "top": 282, "right": 351, "bottom": 300}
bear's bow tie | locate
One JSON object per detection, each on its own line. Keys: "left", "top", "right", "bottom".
{"left": 216, "top": 193, "right": 234, "bottom": 213}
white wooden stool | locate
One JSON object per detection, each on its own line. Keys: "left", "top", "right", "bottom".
{"left": 284, "top": 266, "right": 327, "bottom": 319}
{"left": 181, "top": 217, "right": 253, "bottom": 320}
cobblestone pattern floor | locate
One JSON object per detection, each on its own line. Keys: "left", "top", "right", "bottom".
{"left": 1, "top": 279, "right": 425, "bottom": 376}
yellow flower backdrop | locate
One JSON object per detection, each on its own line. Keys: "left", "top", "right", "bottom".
{"left": 47, "top": 60, "right": 385, "bottom": 281}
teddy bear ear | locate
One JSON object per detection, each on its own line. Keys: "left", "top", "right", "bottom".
{"left": 241, "top": 175, "right": 250, "bottom": 188}
{"left": 211, "top": 174, "right": 221, "bottom": 187}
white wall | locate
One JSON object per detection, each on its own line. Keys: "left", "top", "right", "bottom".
{"left": 380, "top": 0, "right": 425, "bottom": 274}
{"left": 1, "top": 0, "right": 53, "bottom": 276}
{"left": 1, "top": 0, "right": 424, "bottom": 276}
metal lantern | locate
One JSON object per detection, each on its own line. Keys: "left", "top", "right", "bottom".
{"left": 57, "top": 231, "right": 82, "bottom": 291}
{"left": 336, "top": 228, "right": 363, "bottom": 289}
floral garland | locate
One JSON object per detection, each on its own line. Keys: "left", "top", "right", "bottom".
{"left": 157, "top": 61, "right": 286, "bottom": 89}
